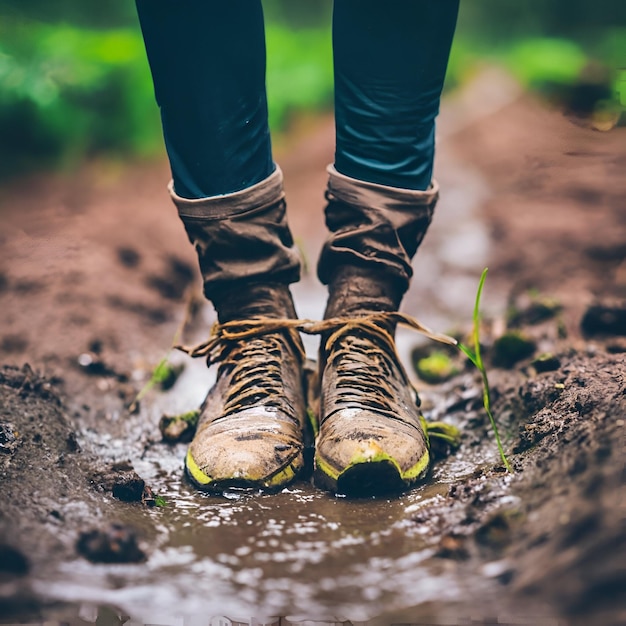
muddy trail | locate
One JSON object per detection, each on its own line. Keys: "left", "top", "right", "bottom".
{"left": 1, "top": 84, "right": 625, "bottom": 624}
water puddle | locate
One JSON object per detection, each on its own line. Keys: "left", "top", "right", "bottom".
{"left": 40, "top": 384, "right": 507, "bottom": 624}
{"left": 37, "top": 465, "right": 473, "bottom": 621}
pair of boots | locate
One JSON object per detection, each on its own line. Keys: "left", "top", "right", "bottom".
{"left": 171, "top": 165, "right": 439, "bottom": 496}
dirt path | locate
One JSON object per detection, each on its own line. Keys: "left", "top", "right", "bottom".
{"left": 1, "top": 87, "right": 625, "bottom": 624}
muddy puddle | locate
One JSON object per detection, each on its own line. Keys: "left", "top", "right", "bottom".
{"left": 46, "top": 480, "right": 451, "bottom": 620}
{"left": 32, "top": 405, "right": 505, "bottom": 624}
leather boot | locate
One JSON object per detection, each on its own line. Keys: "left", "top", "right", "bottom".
{"left": 315, "top": 166, "right": 439, "bottom": 496}
{"left": 170, "top": 167, "right": 308, "bottom": 492}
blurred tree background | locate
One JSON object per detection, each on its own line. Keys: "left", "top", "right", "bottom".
{"left": 0, "top": 0, "right": 624, "bottom": 176}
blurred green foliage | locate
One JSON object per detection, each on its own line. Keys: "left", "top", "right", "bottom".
{"left": 0, "top": 11, "right": 334, "bottom": 175}
{"left": 0, "top": 0, "right": 136, "bottom": 28}
{"left": 0, "top": 0, "right": 623, "bottom": 175}
{"left": 265, "top": 24, "right": 333, "bottom": 130}
{"left": 0, "top": 21, "right": 159, "bottom": 173}
{"left": 506, "top": 39, "right": 588, "bottom": 86}
{"left": 450, "top": 1, "right": 625, "bottom": 115}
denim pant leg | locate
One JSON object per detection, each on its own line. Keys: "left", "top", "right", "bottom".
{"left": 318, "top": 0, "right": 459, "bottom": 290}
{"left": 135, "top": 0, "right": 273, "bottom": 199}
{"left": 333, "top": 0, "right": 460, "bottom": 191}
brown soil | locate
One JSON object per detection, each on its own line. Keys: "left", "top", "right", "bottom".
{"left": 0, "top": 93, "right": 625, "bottom": 624}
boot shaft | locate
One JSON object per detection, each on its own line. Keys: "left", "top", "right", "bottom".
{"left": 318, "top": 165, "right": 439, "bottom": 298}
{"left": 169, "top": 166, "right": 301, "bottom": 308}
{"left": 212, "top": 281, "right": 298, "bottom": 324}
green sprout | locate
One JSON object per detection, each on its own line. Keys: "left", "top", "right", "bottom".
{"left": 420, "top": 414, "right": 462, "bottom": 450}
{"left": 128, "top": 351, "right": 175, "bottom": 413}
{"left": 154, "top": 495, "right": 167, "bottom": 508}
{"left": 128, "top": 314, "right": 188, "bottom": 413}
{"left": 306, "top": 407, "right": 319, "bottom": 438}
{"left": 457, "top": 268, "right": 513, "bottom": 473}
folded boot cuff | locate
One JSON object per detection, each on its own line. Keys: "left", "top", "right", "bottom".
{"left": 326, "top": 164, "right": 439, "bottom": 212}
{"left": 169, "top": 165, "right": 284, "bottom": 220}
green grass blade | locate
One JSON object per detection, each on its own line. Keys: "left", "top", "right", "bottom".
{"left": 472, "top": 268, "right": 488, "bottom": 371}
{"left": 461, "top": 268, "right": 513, "bottom": 473}
{"left": 128, "top": 351, "right": 173, "bottom": 413}
{"left": 458, "top": 342, "right": 477, "bottom": 366}
{"left": 128, "top": 308, "right": 189, "bottom": 413}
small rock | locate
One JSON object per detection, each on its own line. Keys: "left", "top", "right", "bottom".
{"left": 91, "top": 461, "right": 146, "bottom": 503}
{"left": 0, "top": 422, "right": 19, "bottom": 455}
{"left": 117, "top": 246, "right": 141, "bottom": 268}
{"left": 111, "top": 473, "right": 146, "bottom": 502}
{"left": 76, "top": 523, "right": 146, "bottom": 563}
{"left": 77, "top": 352, "right": 116, "bottom": 377}
{"left": 66, "top": 431, "right": 80, "bottom": 452}
{"left": 88, "top": 339, "right": 103, "bottom": 354}
{"left": 481, "top": 559, "right": 514, "bottom": 582}
{"left": 77, "top": 351, "right": 128, "bottom": 382}
{"left": 0, "top": 544, "right": 29, "bottom": 576}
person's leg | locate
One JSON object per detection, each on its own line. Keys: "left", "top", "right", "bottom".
{"left": 333, "top": 0, "right": 459, "bottom": 192}
{"left": 136, "top": 0, "right": 301, "bottom": 298}
{"left": 135, "top": 0, "right": 273, "bottom": 198}
{"left": 315, "top": 0, "right": 459, "bottom": 495}
{"left": 135, "top": 0, "right": 306, "bottom": 492}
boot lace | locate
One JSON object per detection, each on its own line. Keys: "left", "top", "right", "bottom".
{"left": 314, "top": 313, "right": 455, "bottom": 418}
{"left": 178, "top": 318, "right": 306, "bottom": 419}
{"left": 320, "top": 317, "right": 404, "bottom": 415}
{"left": 177, "top": 313, "right": 455, "bottom": 417}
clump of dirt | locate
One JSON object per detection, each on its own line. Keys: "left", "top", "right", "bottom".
{"left": 581, "top": 299, "right": 626, "bottom": 337}
{"left": 159, "top": 409, "right": 200, "bottom": 443}
{"left": 89, "top": 460, "right": 149, "bottom": 503}
{"left": 76, "top": 523, "right": 146, "bottom": 564}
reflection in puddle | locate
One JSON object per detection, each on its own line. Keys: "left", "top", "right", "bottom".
{"left": 40, "top": 439, "right": 491, "bottom": 622}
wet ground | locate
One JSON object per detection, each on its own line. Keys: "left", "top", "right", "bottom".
{"left": 1, "top": 77, "right": 625, "bottom": 624}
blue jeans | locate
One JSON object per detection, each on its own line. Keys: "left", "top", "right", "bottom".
{"left": 136, "top": 0, "right": 459, "bottom": 199}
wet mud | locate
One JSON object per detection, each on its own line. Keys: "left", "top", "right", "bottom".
{"left": 1, "top": 90, "right": 625, "bottom": 624}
